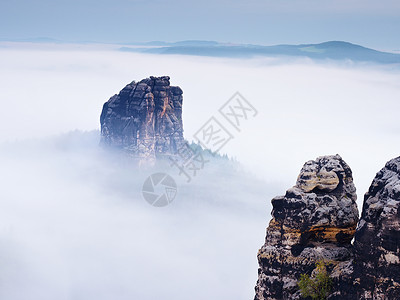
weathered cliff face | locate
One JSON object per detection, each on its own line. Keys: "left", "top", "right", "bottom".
{"left": 353, "top": 157, "right": 400, "bottom": 299}
{"left": 255, "top": 154, "right": 359, "bottom": 300}
{"left": 255, "top": 155, "right": 400, "bottom": 299}
{"left": 100, "top": 76, "right": 185, "bottom": 163}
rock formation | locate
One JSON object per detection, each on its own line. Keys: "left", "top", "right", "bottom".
{"left": 100, "top": 76, "right": 185, "bottom": 163}
{"left": 352, "top": 157, "right": 400, "bottom": 299}
{"left": 255, "top": 155, "right": 400, "bottom": 299}
{"left": 255, "top": 154, "right": 359, "bottom": 299}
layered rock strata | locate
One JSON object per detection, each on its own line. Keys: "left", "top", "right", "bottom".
{"left": 255, "top": 155, "right": 400, "bottom": 299}
{"left": 255, "top": 154, "right": 359, "bottom": 300}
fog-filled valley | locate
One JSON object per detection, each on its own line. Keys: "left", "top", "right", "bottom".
{"left": 0, "top": 42, "right": 400, "bottom": 299}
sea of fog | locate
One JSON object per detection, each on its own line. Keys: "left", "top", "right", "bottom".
{"left": 0, "top": 42, "right": 399, "bottom": 299}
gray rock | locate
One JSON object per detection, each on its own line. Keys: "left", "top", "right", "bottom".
{"left": 255, "top": 155, "right": 400, "bottom": 299}
{"left": 100, "top": 76, "right": 185, "bottom": 164}
{"left": 353, "top": 156, "right": 400, "bottom": 299}
{"left": 255, "top": 154, "right": 359, "bottom": 300}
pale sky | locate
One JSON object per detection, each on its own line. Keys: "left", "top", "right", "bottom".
{"left": 1, "top": 0, "right": 400, "bottom": 49}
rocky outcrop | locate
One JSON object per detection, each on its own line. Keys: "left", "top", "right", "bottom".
{"left": 255, "top": 154, "right": 359, "bottom": 300}
{"left": 255, "top": 155, "right": 400, "bottom": 299}
{"left": 100, "top": 76, "right": 185, "bottom": 163}
{"left": 353, "top": 157, "right": 400, "bottom": 299}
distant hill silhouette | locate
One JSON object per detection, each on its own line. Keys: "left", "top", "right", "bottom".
{"left": 120, "top": 40, "right": 400, "bottom": 64}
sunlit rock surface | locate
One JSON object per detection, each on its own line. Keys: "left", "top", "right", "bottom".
{"left": 255, "top": 154, "right": 359, "bottom": 300}
{"left": 100, "top": 76, "right": 185, "bottom": 164}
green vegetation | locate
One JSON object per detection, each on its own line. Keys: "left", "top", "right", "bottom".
{"left": 298, "top": 260, "right": 332, "bottom": 300}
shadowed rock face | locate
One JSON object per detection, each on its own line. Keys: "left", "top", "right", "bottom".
{"left": 353, "top": 157, "right": 400, "bottom": 299}
{"left": 100, "top": 76, "right": 185, "bottom": 163}
{"left": 255, "top": 155, "right": 400, "bottom": 299}
{"left": 255, "top": 154, "right": 359, "bottom": 300}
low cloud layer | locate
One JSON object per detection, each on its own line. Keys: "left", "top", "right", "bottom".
{"left": 1, "top": 43, "right": 399, "bottom": 195}
{"left": 0, "top": 131, "right": 274, "bottom": 300}
{"left": 0, "top": 43, "right": 399, "bottom": 299}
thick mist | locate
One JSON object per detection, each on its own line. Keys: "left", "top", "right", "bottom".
{"left": 0, "top": 130, "right": 277, "bottom": 300}
{"left": 0, "top": 42, "right": 400, "bottom": 299}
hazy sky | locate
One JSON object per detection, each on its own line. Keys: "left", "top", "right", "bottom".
{"left": 1, "top": 0, "right": 400, "bottom": 49}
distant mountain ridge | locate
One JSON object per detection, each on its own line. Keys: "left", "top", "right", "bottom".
{"left": 2, "top": 37, "right": 399, "bottom": 64}
{"left": 120, "top": 40, "right": 400, "bottom": 64}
